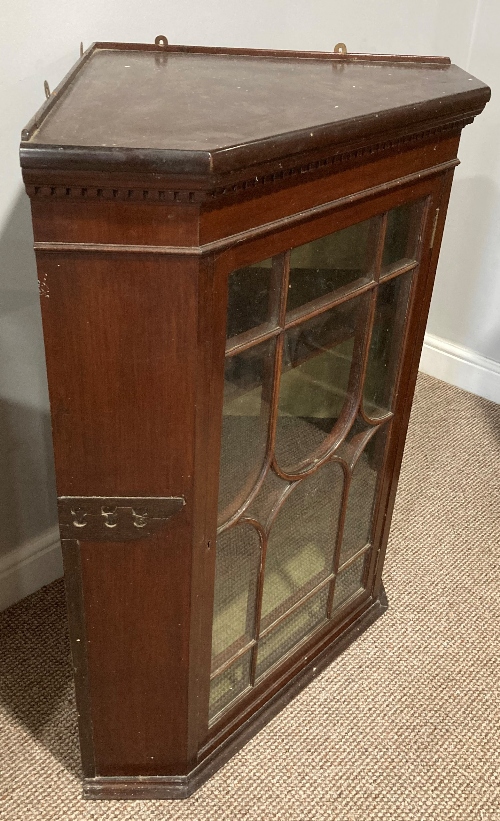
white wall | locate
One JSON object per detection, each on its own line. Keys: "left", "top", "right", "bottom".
{"left": 0, "top": 1, "right": 498, "bottom": 609}
{"left": 421, "top": 0, "right": 500, "bottom": 400}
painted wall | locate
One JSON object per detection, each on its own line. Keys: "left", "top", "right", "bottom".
{"left": 422, "top": 0, "right": 500, "bottom": 399}
{"left": 0, "top": 1, "right": 497, "bottom": 608}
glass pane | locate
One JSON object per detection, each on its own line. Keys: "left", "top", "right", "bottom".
{"left": 226, "top": 257, "right": 278, "bottom": 339}
{"left": 256, "top": 587, "right": 328, "bottom": 679}
{"left": 211, "top": 524, "right": 261, "bottom": 670}
{"left": 275, "top": 293, "right": 369, "bottom": 473}
{"left": 382, "top": 201, "right": 423, "bottom": 272}
{"left": 339, "top": 425, "right": 388, "bottom": 565}
{"left": 332, "top": 554, "right": 367, "bottom": 612}
{"left": 287, "top": 217, "right": 379, "bottom": 313}
{"left": 218, "top": 338, "right": 275, "bottom": 524}
{"left": 363, "top": 271, "right": 413, "bottom": 419}
{"left": 260, "top": 461, "right": 344, "bottom": 629}
{"left": 209, "top": 652, "right": 252, "bottom": 722}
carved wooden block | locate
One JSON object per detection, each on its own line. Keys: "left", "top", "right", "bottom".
{"left": 58, "top": 496, "right": 185, "bottom": 541}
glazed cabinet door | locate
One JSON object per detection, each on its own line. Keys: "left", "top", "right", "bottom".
{"left": 203, "top": 175, "right": 450, "bottom": 735}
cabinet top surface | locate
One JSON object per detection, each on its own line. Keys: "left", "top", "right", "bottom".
{"left": 21, "top": 43, "right": 490, "bottom": 177}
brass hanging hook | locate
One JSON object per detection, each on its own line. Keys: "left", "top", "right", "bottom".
{"left": 334, "top": 42, "right": 347, "bottom": 55}
{"left": 44, "top": 80, "right": 51, "bottom": 99}
{"left": 80, "top": 42, "right": 84, "bottom": 57}
{"left": 154, "top": 35, "right": 168, "bottom": 48}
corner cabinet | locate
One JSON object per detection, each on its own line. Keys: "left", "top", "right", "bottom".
{"left": 19, "top": 39, "right": 489, "bottom": 799}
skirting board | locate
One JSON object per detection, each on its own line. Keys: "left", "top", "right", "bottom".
{"left": 0, "top": 527, "right": 62, "bottom": 612}
{"left": 420, "top": 332, "right": 500, "bottom": 405}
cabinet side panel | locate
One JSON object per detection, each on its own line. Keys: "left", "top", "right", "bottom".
{"left": 37, "top": 250, "right": 199, "bottom": 775}
{"left": 30, "top": 198, "right": 199, "bottom": 246}
{"left": 79, "top": 527, "right": 193, "bottom": 775}
{"left": 37, "top": 251, "right": 197, "bottom": 495}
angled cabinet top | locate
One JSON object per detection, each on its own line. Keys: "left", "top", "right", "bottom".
{"left": 20, "top": 42, "right": 490, "bottom": 179}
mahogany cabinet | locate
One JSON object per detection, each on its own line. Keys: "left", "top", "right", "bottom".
{"left": 19, "top": 38, "right": 489, "bottom": 799}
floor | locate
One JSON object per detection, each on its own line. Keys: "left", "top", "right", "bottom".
{"left": 1, "top": 372, "right": 499, "bottom": 820}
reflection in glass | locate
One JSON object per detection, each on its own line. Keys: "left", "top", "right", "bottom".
{"left": 218, "top": 338, "right": 275, "bottom": 524}
{"left": 332, "top": 554, "right": 367, "bottom": 612}
{"left": 256, "top": 587, "right": 329, "bottom": 679}
{"left": 275, "top": 293, "right": 368, "bottom": 472}
{"left": 209, "top": 652, "right": 252, "bottom": 722}
{"left": 363, "top": 272, "right": 413, "bottom": 418}
{"left": 211, "top": 524, "right": 261, "bottom": 670}
{"left": 287, "top": 217, "right": 379, "bottom": 313}
{"left": 382, "top": 201, "right": 423, "bottom": 272}
{"left": 339, "top": 426, "right": 388, "bottom": 565}
{"left": 226, "top": 257, "right": 277, "bottom": 339}
{"left": 260, "top": 461, "right": 344, "bottom": 629}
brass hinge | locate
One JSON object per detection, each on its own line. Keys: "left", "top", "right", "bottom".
{"left": 430, "top": 208, "right": 440, "bottom": 250}
{"left": 58, "top": 496, "right": 185, "bottom": 542}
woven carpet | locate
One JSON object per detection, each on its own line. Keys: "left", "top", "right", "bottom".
{"left": 1, "top": 372, "right": 499, "bottom": 820}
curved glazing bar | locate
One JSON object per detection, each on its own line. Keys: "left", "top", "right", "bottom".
{"left": 337, "top": 423, "right": 389, "bottom": 567}
{"left": 217, "top": 337, "right": 276, "bottom": 526}
{"left": 274, "top": 291, "right": 372, "bottom": 476}
{"left": 258, "top": 460, "right": 345, "bottom": 631}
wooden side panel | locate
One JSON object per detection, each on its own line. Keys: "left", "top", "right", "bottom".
{"left": 61, "top": 538, "right": 96, "bottom": 777}
{"left": 30, "top": 198, "right": 199, "bottom": 246}
{"left": 80, "top": 530, "right": 192, "bottom": 775}
{"left": 37, "top": 250, "right": 199, "bottom": 776}
{"left": 37, "top": 252, "right": 197, "bottom": 494}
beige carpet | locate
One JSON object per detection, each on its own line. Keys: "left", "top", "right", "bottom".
{"left": 1, "top": 372, "right": 499, "bottom": 820}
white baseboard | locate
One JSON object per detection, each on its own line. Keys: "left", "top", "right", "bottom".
{"left": 420, "top": 333, "right": 500, "bottom": 404}
{"left": 0, "top": 526, "right": 62, "bottom": 612}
